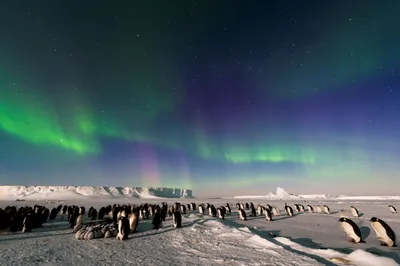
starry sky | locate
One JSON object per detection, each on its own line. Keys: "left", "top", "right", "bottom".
{"left": 0, "top": 1, "right": 399, "bottom": 197}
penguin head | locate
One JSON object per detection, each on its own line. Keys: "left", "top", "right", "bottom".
{"left": 339, "top": 217, "right": 346, "bottom": 222}
{"left": 370, "top": 217, "right": 379, "bottom": 222}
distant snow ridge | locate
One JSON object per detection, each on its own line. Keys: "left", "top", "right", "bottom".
{"left": 0, "top": 186, "right": 193, "bottom": 200}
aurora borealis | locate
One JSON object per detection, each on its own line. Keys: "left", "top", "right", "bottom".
{"left": 1, "top": 1, "right": 400, "bottom": 196}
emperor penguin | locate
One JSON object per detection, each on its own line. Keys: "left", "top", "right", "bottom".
{"left": 285, "top": 203, "right": 294, "bottom": 216}
{"left": 173, "top": 210, "right": 182, "bottom": 228}
{"left": 129, "top": 209, "right": 139, "bottom": 233}
{"left": 116, "top": 211, "right": 130, "bottom": 240}
{"left": 307, "top": 205, "right": 314, "bottom": 213}
{"left": 152, "top": 211, "right": 163, "bottom": 230}
{"left": 257, "top": 205, "right": 264, "bottom": 216}
{"left": 22, "top": 212, "right": 34, "bottom": 233}
{"left": 339, "top": 217, "right": 365, "bottom": 243}
{"left": 272, "top": 206, "right": 279, "bottom": 216}
{"left": 225, "top": 203, "right": 231, "bottom": 215}
{"left": 350, "top": 206, "right": 359, "bottom": 217}
{"left": 250, "top": 205, "right": 256, "bottom": 217}
{"left": 323, "top": 205, "right": 330, "bottom": 214}
{"left": 264, "top": 207, "right": 272, "bottom": 221}
{"left": 370, "top": 217, "right": 397, "bottom": 247}
{"left": 389, "top": 205, "right": 397, "bottom": 214}
{"left": 198, "top": 204, "right": 205, "bottom": 215}
{"left": 217, "top": 207, "right": 225, "bottom": 219}
{"left": 238, "top": 208, "right": 247, "bottom": 221}
{"left": 180, "top": 205, "right": 187, "bottom": 214}
{"left": 316, "top": 205, "right": 322, "bottom": 213}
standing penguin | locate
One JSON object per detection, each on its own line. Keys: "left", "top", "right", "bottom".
{"left": 272, "top": 206, "right": 279, "bottom": 216}
{"left": 116, "top": 215, "right": 130, "bottom": 241}
{"left": 294, "top": 204, "right": 300, "bottom": 212}
{"left": 217, "top": 207, "right": 225, "bottom": 220}
{"left": 370, "top": 217, "right": 397, "bottom": 247}
{"left": 198, "top": 204, "right": 205, "bottom": 215}
{"left": 307, "top": 205, "right": 314, "bottom": 213}
{"left": 173, "top": 211, "right": 182, "bottom": 228}
{"left": 339, "top": 217, "right": 365, "bottom": 243}
{"left": 249, "top": 205, "right": 256, "bottom": 217}
{"left": 323, "top": 205, "right": 331, "bottom": 214}
{"left": 129, "top": 209, "right": 139, "bottom": 233}
{"left": 22, "top": 212, "right": 34, "bottom": 233}
{"left": 238, "top": 208, "right": 247, "bottom": 221}
{"left": 350, "top": 206, "right": 359, "bottom": 217}
{"left": 264, "top": 207, "right": 273, "bottom": 221}
{"left": 225, "top": 204, "right": 231, "bottom": 216}
{"left": 389, "top": 205, "right": 397, "bottom": 214}
{"left": 285, "top": 203, "right": 294, "bottom": 217}
{"left": 152, "top": 212, "right": 163, "bottom": 230}
{"left": 316, "top": 205, "right": 323, "bottom": 213}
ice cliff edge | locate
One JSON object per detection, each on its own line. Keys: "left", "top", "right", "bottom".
{"left": 0, "top": 186, "right": 193, "bottom": 200}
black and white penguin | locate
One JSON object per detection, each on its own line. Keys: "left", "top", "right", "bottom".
{"left": 316, "top": 205, "right": 323, "bottom": 213}
{"left": 191, "top": 203, "right": 196, "bottom": 211}
{"left": 49, "top": 208, "right": 58, "bottom": 220}
{"left": 116, "top": 213, "right": 130, "bottom": 241}
{"left": 186, "top": 204, "right": 191, "bottom": 212}
{"left": 272, "top": 206, "right": 279, "bottom": 216}
{"left": 209, "top": 205, "right": 217, "bottom": 217}
{"left": 350, "top": 206, "right": 359, "bottom": 217}
{"left": 173, "top": 211, "right": 182, "bottom": 228}
{"left": 90, "top": 208, "right": 98, "bottom": 220}
{"left": 129, "top": 209, "right": 139, "bottom": 233}
{"left": 285, "top": 203, "right": 294, "bottom": 216}
{"left": 152, "top": 211, "right": 163, "bottom": 230}
{"left": 238, "top": 208, "right": 247, "bottom": 221}
{"left": 307, "top": 205, "right": 314, "bottom": 213}
{"left": 98, "top": 207, "right": 106, "bottom": 220}
{"left": 225, "top": 203, "right": 231, "bottom": 215}
{"left": 294, "top": 204, "right": 300, "bottom": 212}
{"left": 389, "top": 205, "right": 397, "bottom": 214}
{"left": 245, "top": 202, "right": 250, "bottom": 210}
{"left": 217, "top": 207, "right": 225, "bottom": 220}
{"left": 339, "top": 217, "right": 365, "bottom": 243}
{"left": 298, "top": 204, "right": 305, "bottom": 212}
{"left": 198, "top": 204, "right": 205, "bottom": 215}
{"left": 264, "top": 207, "right": 272, "bottom": 221}
{"left": 22, "top": 212, "right": 34, "bottom": 233}
{"left": 257, "top": 205, "right": 264, "bottom": 216}
{"left": 250, "top": 205, "right": 256, "bottom": 217}
{"left": 370, "top": 217, "right": 397, "bottom": 247}
{"left": 323, "top": 205, "right": 330, "bottom": 214}
{"left": 180, "top": 205, "right": 187, "bottom": 214}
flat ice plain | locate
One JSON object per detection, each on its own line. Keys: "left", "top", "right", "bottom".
{"left": 0, "top": 188, "right": 399, "bottom": 266}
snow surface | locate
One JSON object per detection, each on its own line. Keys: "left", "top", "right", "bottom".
{"left": 1, "top": 197, "right": 400, "bottom": 265}
{"left": 234, "top": 187, "right": 400, "bottom": 201}
{"left": 0, "top": 186, "right": 192, "bottom": 200}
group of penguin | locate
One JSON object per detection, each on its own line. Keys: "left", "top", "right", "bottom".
{"left": 0, "top": 201, "right": 397, "bottom": 248}
{"left": 0, "top": 205, "right": 55, "bottom": 233}
{"left": 338, "top": 205, "right": 397, "bottom": 247}
{"left": 71, "top": 202, "right": 188, "bottom": 241}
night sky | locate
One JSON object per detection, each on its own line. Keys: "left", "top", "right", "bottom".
{"left": 1, "top": 1, "right": 399, "bottom": 196}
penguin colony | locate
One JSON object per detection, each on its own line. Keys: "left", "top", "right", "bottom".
{"left": 0, "top": 202, "right": 397, "bottom": 248}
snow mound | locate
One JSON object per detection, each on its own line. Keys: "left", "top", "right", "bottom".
{"left": 234, "top": 187, "right": 301, "bottom": 200}
{"left": 0, "top": 186, "right": 193, "bottom": 200}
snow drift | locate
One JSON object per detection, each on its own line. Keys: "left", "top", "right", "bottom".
{"left": 0, "top": 186, "right": 193, "bottom": 200}
{"left": 234, "top": 187, "right": 301, "bottom": 200}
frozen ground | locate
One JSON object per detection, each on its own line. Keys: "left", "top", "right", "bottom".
{"left": 0, "top": 198, "right": 399, "bottom": 266}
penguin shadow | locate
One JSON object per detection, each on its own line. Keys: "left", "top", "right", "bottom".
{"left": 359, "top": 226, "right": 371, "bottom": 240}
{"left": 365, "top": 247, "right": 400, "bottom": 264}
{"left": 273, "top": 213, "right": 300, "bottom": 221}
{"left": 329, "top": 211, "right": 339, "bottom": 215}
{"left": 0, "top": 230, "right": 73, "bottom": 242}
{"left": 220, "top": 218, "right": 336, "bottom": 266}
